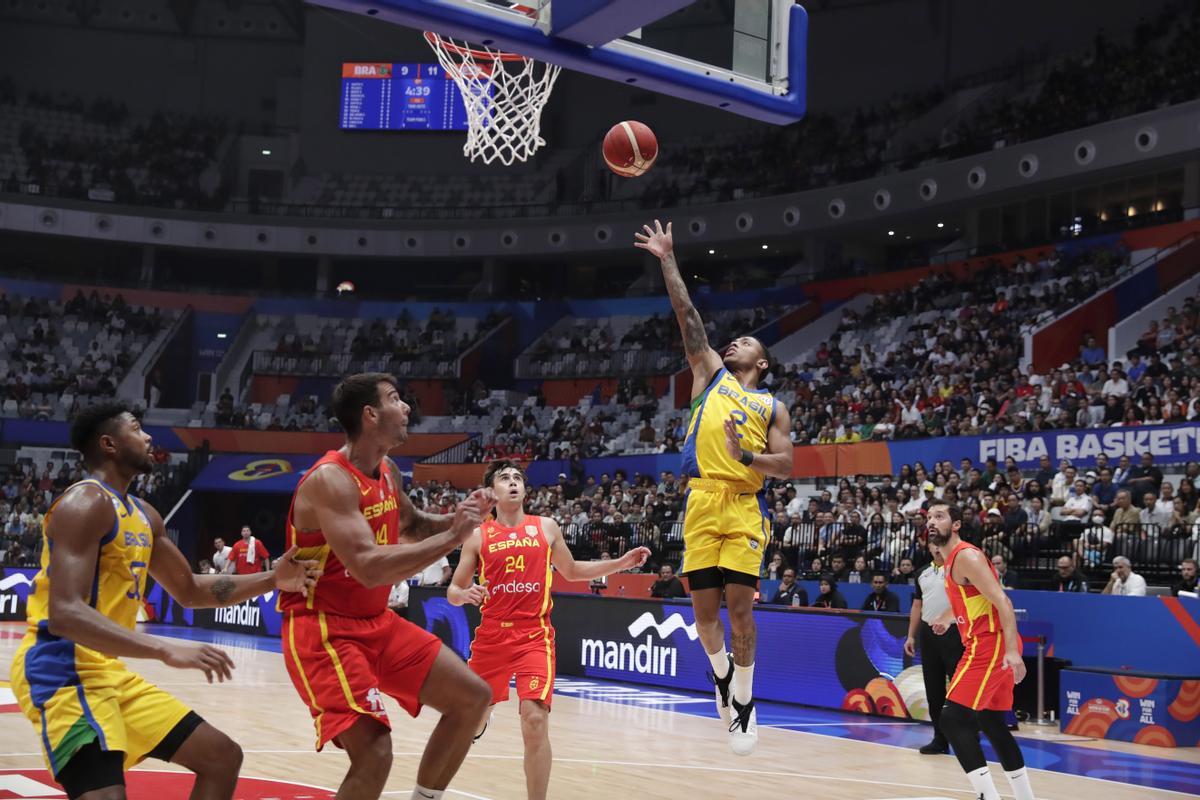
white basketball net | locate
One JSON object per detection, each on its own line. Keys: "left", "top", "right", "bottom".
{"left": 425, "top": 31, "right": 561, "bottom": 166}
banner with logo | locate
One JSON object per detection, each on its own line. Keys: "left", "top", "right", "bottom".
{"left": 192, "top": 595, "right": 283, "bottom": 636}
{"left": 0, "top": 568, "right": 37, "bottom": 622}
{"left": 190, "top": 454, "right": 419, "bottom": 494}
{"left": 407, "top": 589, "right": 929, "bottom": 720}
{"left": 1061, "top": 668, "right": 1200, "bottom": 748}
{"left": 787, "top": 422, "right": 1200, "bottom": 478}
{"left": 190, "top": 454, "right": 320, "bottom": 493}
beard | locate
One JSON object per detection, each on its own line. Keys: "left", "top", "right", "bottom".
{"left": 927, "top": 527, "right": 951, "bottom": 546}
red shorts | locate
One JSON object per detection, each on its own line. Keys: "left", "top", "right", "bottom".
{"left": 282, "top": 610, "right": 441, "bottom": 750}
{"left": 468, "top": 621, "right": 556, "bottom": 708}
{"left": 947, "top": 633, "right": 1015, "bottom": 711}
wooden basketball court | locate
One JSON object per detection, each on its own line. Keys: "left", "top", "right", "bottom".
{"left": 1, "top": 623, "right": 1195, "bottom": 799}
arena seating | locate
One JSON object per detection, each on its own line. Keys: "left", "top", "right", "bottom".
{"left": 0, "top": 290, "right": 180, "bottom": 421}
{"left": 0, "top": 445, "right": 188, "bottom": 567}
{"left": 0, "top": 84, "right": 227, "bottom": 209}
{"left": 773, "top": 243, "right": 1140, "bottom": 443}
{"left": 516, "top": 305, "right": 782, "bottom": 379}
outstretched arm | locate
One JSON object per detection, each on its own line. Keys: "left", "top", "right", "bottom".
{"left": 722, "top": 402, "right": 794, "bottom": 479}
{"left": 145, "top": 502, "right": 319, "bottom": 608}
{"left": 634, "top": 220, "right": 723, "bottom": 387}
{"left": 547, "top": 518, "right": 650, "bottom": 581}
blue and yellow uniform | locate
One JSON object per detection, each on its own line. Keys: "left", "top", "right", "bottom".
{"left": 9, "top": 479, "right": 193, "bottom": 777}
{"left": 680, "top": 368, "right": 776, "bottom": 577}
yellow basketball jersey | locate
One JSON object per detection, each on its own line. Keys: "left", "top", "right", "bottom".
{"left": 24, "top": 479, "right": 154, "bottom": 642}
{"left": 681, "top": 368, "right": 776, "bottom": 489}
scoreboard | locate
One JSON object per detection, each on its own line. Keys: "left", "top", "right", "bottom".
{"left": 339, "top": 62, "right": 477, "bottom": 131}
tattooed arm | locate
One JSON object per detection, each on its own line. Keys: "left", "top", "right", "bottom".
{"left": 635, "top": 220, "right": 723, "bottom": 398}
{"left": 144, "top": 501, "right": 318, "bottom": 608}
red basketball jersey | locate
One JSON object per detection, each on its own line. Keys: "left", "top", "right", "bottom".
{"left": 477, "top": 514, "right": 553, "bottom": 627}
{"left": 278, "top": 450, "right": 400, "bottom": 618}
{"left": 944, "top": 540, "right": 1004, "bottom": 646}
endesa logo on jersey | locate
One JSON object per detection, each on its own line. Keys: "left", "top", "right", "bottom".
{"left": 489, "top": 580, "right": 542, "bottom": 595}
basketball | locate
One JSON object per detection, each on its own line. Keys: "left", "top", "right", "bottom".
{"left": 603, "top": 120, "right": 658, "bottom": 177}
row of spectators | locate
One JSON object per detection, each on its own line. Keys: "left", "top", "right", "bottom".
{"left": 0, "top": 290, "right": 172, "bottom": 419}
{"left": 4, "top": 83, "right": 228, "bottom": 210}
{"left": 460, "top": 379, "right": 682, "bottom": 462}
{"left": 635, "top": 3, "right": 1200, "bottom": 209}
{"left": 6, "top": 5, "right": 1199, "bottom": 215}
{"left": 0, "top": 453, "right": 184, "bottom": 567}
{"left": 272, "top": 309, "right": 504, "bottom": 364}
{"left": 412, "top": 451, "right": 1196, "bottom": 587}
{"left": 769, "top": 245, "right": 1200, "bottom": 444}
{"left": 935, "top": 9, "right": 1200, "bottom": 164}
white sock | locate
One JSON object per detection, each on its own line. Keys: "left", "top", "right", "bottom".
{"left": 1005, "top": 767, "right": 1035, "bottom": 800}
{"left": 965, "top": 766, "right": 1001, "bottom": 800}
{"left": 411, "top": 786, "right": 444, "bottom": 800}
{"left": 732, "top": 662, "right": 754, "bottom": 705}
{"left": 706, "top": 647, "right": 730, "bottom": 679}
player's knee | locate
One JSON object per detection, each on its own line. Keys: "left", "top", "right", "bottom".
{"left": 462, "top": 673, "right": 492, "bottom": 715}
{"left": 940, "top": 701, "right": 974, "bottom": 735}
{"left": 727, "top": 604, "right": 755, "bottom": 631}
{"left": 520, "top": 704, "right": 549, "bottom": 740}
{"left": 357, "top": 729, "right": 394, "bottom": 771}
{"left": 80, "top": 787, "right": 126, "bottom": 800}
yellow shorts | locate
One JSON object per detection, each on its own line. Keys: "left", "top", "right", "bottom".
{"left": 10, "top": 629, "right": 193, "bottom": 777}
{"left": 680, "top": 479, "right": 768, "bottom": 578}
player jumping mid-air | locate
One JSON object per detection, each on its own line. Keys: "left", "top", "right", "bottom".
{"left": 11, "top": 401, "right": 319, "bottom": 800}
{"left": 278, "top": 372, "right": 496, "bottom": 800}
{"left": 926, "top": 500, "right": 1036, "bottom": 800}
{"left": 634, "top": 220, "right": 794, "bottom": 755}
{"left": 448, "top": 459, "right": 650, "bottom": 800}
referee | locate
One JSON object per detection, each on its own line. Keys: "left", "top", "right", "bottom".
{"left": 904, "top": 540, "right": 965, "bottom": 755}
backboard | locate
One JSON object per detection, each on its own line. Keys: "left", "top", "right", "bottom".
{"left": 307, "top": 0, "right": 807, "bottom": 124}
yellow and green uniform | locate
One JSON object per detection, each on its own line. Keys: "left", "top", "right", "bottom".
{"left": 680, "top": 368, "right": 777, "bottom": 577}
{"left": 9, "top": 479, "right": 192, "bottom": 776}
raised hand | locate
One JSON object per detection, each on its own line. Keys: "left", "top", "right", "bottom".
{"left": 272, "top": 545, "right": 321, "bottom": 597}
{"left": 621, "top": 546, "right": 652, "bottom": 571}
{"left": 633, "top": 219, "right": 673, "bottom": 260}
{"left": 162, "top": 642, "right": 235, "bottom": 683}
{"left": 451, "top": 497, "right": 485, "bottom": 542}
{"left": 467, "top": 487, "right": 498, "bottom": 516}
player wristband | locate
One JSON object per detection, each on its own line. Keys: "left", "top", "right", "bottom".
{"left": 739, "top": 449, "right": 755, "bottom": 466}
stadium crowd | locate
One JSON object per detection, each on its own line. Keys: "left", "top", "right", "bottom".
{"left": 3, "top": 82, "right": 227, "bottom": 210}
{"left": 638, "top": 3, "right": 1200, "bottom": 209}
{"left": 768, "top": 244, "right": 1186, "bottom": 444}
{"left": 0, "top": 290, "right": 172, "bottom": 419}
{"left": 0, "top": 454, "right": 185, "bottom": 568}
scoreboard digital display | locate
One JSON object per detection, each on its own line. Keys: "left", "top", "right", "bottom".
{"left": 339, "top": 62, "right": 477, "bottom": 131}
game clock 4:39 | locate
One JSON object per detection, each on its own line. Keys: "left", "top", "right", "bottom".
{"left": 339, "top": 61, "right": 479, "bottom": 131}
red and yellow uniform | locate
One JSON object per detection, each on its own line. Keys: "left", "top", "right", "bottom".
{"left": 468, "top": 515, "right": 555, "bottom": 707}
{"left": 944, "top": 540, "right": 1014, "bottom": 711}
{"left": 278, "top": 450, "right": 441, "bottom": 750}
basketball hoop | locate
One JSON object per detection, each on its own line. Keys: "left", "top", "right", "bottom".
{"left": 424, "top": 29, "right": 560, "bottom": 166}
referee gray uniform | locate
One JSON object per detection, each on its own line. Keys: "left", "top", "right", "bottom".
{"left": 913, "top": 562, "right": 966, "bottom": 750}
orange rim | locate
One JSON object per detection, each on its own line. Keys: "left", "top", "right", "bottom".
{"left": 424, "top": 30, "right": 531, "bottom": 62}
